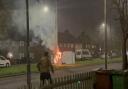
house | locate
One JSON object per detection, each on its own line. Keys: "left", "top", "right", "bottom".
{"left": 58, "top": 31, "right": 96, "bottom": 52}
{"left": 0, "top": 38, "right": 48, "bottom": 64}
{"left": 58, "top": 31, "right": 81, "bottom": 52}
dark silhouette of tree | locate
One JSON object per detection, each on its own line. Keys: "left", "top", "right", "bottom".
{"left": 58, "top": 30, "right": 76, "bottom": 52}
{"left": 7, "top": 26, "right": 35, "bottom": 41}
{"left": 113, "top": 0, "right": 128, "bottom": 69}
{"left": 62, "top": 30, "right": 76, "bottom": 43}
{"left": 0, "top": 0, "right": 13, "bottom": 39}
{"left": 78, "top": 31, "right": 92, "bottom": 49}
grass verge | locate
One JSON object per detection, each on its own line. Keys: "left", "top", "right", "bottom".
{"left": 0, "top": 57, "right": 122, "bottom": 77}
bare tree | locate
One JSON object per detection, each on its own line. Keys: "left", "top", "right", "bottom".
{"left": 0, "top": 0, "right": 13, "bottom": 39}
{"left": 78, "top": 31, "right": 92, "bottom": 49}
{"left": 113, "top": 0, "right": 128, "bottom": 70}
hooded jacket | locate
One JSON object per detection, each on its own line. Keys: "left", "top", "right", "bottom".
{"left": 37, "top": 56, "right": 54, "bottom": 73}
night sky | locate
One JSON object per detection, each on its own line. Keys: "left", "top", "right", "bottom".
{"left": 58, "top": 0, "right": 105, "bottom": 36}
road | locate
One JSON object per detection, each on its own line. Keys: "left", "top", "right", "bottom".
{"left": 0, "top": 63, "right": 121, "bottom": 89}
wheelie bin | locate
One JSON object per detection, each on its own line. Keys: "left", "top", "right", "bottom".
{"left": 112, "top": 70, "right": 128, "bottom": 89}
{"left": 95, "top": 70, "right": 112, "bottom": 89}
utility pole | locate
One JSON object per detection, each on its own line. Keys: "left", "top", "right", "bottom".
{"left": 55, "top": 0, "right": 58, "bottom": 48}
{"left": 25, "top": 0, "right": 31, "bottom": 89}
{"left": 104, "top": 0, "right": 108, "bottom": 69}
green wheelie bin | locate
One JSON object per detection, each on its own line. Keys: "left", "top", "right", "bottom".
{"left": 112, "top": 70, "right": 128, "bottom": 89}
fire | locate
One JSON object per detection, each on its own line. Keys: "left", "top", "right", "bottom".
{"left": 54, "top": 46, "right": 62, "bottom": 64}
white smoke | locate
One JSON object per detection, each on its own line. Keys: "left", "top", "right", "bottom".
{"left": 12, "top": 0, "right": 57, "bottom": 50}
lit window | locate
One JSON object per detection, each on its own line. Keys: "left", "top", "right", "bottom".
{"left": 30, "top": 42, "right": 33, "bottom": 47}
{"left": 30, "top": 53, "right": 34, "bottom": 58}
{"left": 68, "top": 43, "right": 70, "bottom": 48}
{"left": 64, "top": 43, "right": 67, "bottom": 48}
{"left": 71, "top": 44, "right": 74, "bottom": 48}
{"left": 19, "top": 41, "right": 24, "bottom": 46}
{"left": 19, "top": 53, "right": 24, "bottom": 59}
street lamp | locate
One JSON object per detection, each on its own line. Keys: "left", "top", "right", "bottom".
{"left": 102, "top": 23, "right": 105, "bottom": 28}
{"left": 25, "top": 0, "right": 31, "bottom": 89}
{"left": 43, "top": 6, "right": 49, "bottom": 12}
{"left": 104, "top": 0, "right": 107, "bottom": 69}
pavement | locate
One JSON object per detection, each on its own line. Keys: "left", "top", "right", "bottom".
{"left": 0, "top": 63, "right": 122, "bottom": 89}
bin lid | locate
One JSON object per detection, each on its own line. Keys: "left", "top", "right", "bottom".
{"left": 111, "top": 70, "right": 128, "bottom": 75}
{"left": 96, "top": 70, "right": 113, "bottom": 75}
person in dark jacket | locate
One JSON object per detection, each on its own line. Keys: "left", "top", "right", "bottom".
{"left": 37, "top": 51, "right": 54, "bottom": 86}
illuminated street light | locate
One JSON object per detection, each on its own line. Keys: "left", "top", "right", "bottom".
{"left": 102, "top": 23, "right": 105, "bottom": 28}
{"left": 43, "top": 6, "right": 49, "bottom": 12}
{"left": 7, "top": 52, "right": 13, "bottom": 59}
{"left": 99, "top": 23, "right": 105, "bottom": 36}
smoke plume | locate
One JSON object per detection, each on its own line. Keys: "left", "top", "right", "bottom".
{"left": 12, "top": 0, "right": 57, "bottom": 50}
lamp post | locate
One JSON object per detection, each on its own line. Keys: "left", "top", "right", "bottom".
{"left": 104, "top": 0, "right": 107, "bottom": 69}
{"left": 25, "top": 0, "right": 31, "bottom": 89}
{"left": 55, "top": 0, "right": 58, "bottom": 51}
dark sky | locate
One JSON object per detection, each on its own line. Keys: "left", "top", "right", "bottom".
{"left": 58, "top": 0, "right": 105, "bottom": 36}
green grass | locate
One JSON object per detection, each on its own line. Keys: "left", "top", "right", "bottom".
{"left": 0, "top": 65, "right": 27, "bottom": 76}
{"left": 0, "top": 64, "right": 74, "bottom": 77}
{"left": 76, "top": 57, "right": 122, "bottom": 65}
{"left": 0, "top": 57, "right": 122, "bottom": 77}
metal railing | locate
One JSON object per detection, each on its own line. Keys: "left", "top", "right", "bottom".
{"left": 19, "top": 71, "right": 95, "bottom": 89}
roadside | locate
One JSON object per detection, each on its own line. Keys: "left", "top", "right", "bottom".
{"left": 0, "top": 57, "right": 122, "bottom": 78}
{"left": 0, "top": 63, "right": 122, "bottom": 89}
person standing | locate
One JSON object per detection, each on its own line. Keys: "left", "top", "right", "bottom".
{"left": 37, "top": 51, "right": 54, "bottom": 87}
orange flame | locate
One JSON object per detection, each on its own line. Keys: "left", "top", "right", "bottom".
{"left": 54, "top": 46, "right": 62, "bottom": 64}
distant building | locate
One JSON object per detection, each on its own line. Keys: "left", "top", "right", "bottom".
{"left": 0, "top": 38, "right": 47, "bottom": 64}
{"left": 58, "top": 31, "right": 97, "bottom": 53}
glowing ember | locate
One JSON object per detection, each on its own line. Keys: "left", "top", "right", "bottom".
{"left": 54, "top": 46, "right": 62, "bottom": 64}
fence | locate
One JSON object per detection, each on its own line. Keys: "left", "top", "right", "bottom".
{"left": 19, "top": 72, "right": 95, "bottom": 89}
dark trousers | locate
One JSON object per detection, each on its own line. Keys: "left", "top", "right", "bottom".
{"left": 40, "top": 72, "right": 53, "bottom": 87}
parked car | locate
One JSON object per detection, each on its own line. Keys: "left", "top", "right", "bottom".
{"left": 100, "top": 53, "right": 110, "bottom": 59}
{"left": 100, "top": 52, "right": 118, "bottom": 59}
{"left": 75, "top": 49, "right": 92, "bottom": 60}
{"left": 0, "top": 56, "right": 11, "bottom": 67}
